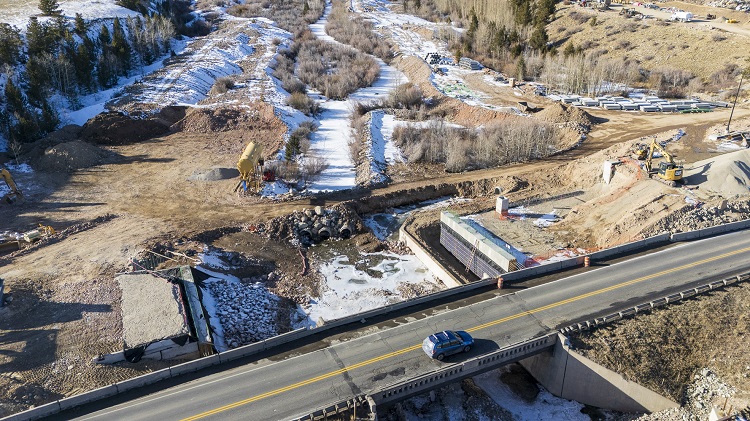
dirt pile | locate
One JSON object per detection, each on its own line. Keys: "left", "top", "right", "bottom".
{"left": 684, "top": 149, "right": 750, "bottom": 198}
{"left": 170, "top": 104, "right": 287, "bottom": 157}
{"left": 36, "top": 141, "right": 119, "bottom": 172}
{"left": 189, "top": 167, "right": 240, "bottom": 181}
{"left": 80, "top": 112, "right": 171, "bottom": 145}
{"left": 172, "top": 105, "right": 278, "bottom": 133}
{"left": 534, "top": 103, "right": 594, "bottom": 130}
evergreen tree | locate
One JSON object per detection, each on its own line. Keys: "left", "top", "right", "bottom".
{"left": 302, "top": 1, "right": 309, "bottom": 14}
{"left": 74, "top": 13, "right": 86, "bottom": 35}
{"left": 98, "top": 24, "right": 111, "bottom": 47}
{"left": 517, "top": 55, "right": 526, "bottom": 80}
{"left": 74, "top": 40, "right": 95, "bottom": 91}
{"left": 3, "top": 78, "right": 25, "bottom": 115}
{"left": 26, "top": 17, "right": 53, "bottom": 57}
{"left": 25, "top": 55, "right": 50, "bottom": 104}
{"left": 111, "top": 17, "right": 131, "bottom": 73}
{"left": 0, "top": 23, "right": 23, "bottom": 66}
{"left": 38, "top": 0, "right": 61, "bottom": 16}
{"left": 529, "top": 24, "right": 548, "bottom": 51}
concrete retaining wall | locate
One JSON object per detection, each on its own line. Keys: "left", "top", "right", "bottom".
{"left": 521, "top": 334, "right": 678, "bottom": 412}
{"left": 440, "top": 211, "right": 517, "bottom": 272}
{"left": 398, "top": 226, "right": 461, "bottom": 287}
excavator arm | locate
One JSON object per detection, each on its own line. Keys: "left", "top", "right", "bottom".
{"left": 644, "top": 139, "right": 683, "bottom": 185}
{"left": 1, "top": 167, "right": 24, "bottom": 204}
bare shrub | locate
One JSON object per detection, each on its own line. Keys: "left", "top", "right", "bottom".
{"left": 711, "top": 34, "right": 727, "bottom": 42}
{"left": 388, "top": 83, "right": 423, "bottom": 109}
{"left": 227, "top": 0, "right": 324, "bottom": 31}
{"left": 300, "top": 154, "right": 328, "bottom": 186}
{"left": 296, "top": 38, "right": 380, "bottom": 99}
{"left": 569, "top": 11, "right": 590, "bottom": 24}
{"left": 211, "top": 76, "right": 235, "bottom": 94}
{"left": 325, "top": 0, "right": 393, "bottom": 62}
{"left": 390, "top": 117, "right": 559, "bottom": 171}
{"left": 617, "top": 40, "right": 631, "bottom": 50}
{"left": 709, "top": 63, "right": 741, "bottom": 90}
{"left": 286, "top": 92, "right": 320, "bottom": 115}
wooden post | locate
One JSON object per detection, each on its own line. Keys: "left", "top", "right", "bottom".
{"left": 584, "top": 256, "right": 590, "bottom": 267}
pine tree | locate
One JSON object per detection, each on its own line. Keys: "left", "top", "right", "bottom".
{"left": 74, "top": 13, "right": 86, "bottom": 35}
{"left": 98, "top": 24, "right": 111, "bottom": 47}
{"left": 38, "top": 0, "right": 61, "bottom": 16}
{"left": 74, "top": 41, "right": 94, "bottom": 91}
{"left": 529, "top": 23, "right": 548, "bottom": 52}
{"left": 111, "top": 17, "right": 131, "bottom": 73}
{"left": 26, "top": 17, "right": 52, "bottom": 57}
{"left": 0, "top": 23, "right": 23, "bottom": 66}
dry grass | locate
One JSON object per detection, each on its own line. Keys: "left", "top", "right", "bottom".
{"left": 570, "top": 282, "right": 750, "bottom": 402}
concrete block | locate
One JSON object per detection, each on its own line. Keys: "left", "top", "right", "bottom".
{"left": 169, "top": 355, "right": 219, "bottom": 377}
{"left": 57, "top": 385, "right": 118, "bottom": 410}
{"left": 261, "top": 327, "right": 311, "bottom": 350}
{"left": 218, "top": 342, "right": 266, "bottom": 364}
{"left": 670, "top": 231, "right": 699, "bottom": 242}
{"left": 645, "top": 233, "right": 670, "bottom": 245}
{"left": 159, "top": 342, "right": 199, "bottom": 360}
{"left": 2, "top": 401, "right": 62, "bottom": 421}
{"left": 115, "top": 368, "right": 172, "bottom": 394}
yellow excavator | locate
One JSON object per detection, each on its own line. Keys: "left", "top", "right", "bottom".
{"left": 234, "top": 142, "right": 264, "bottom": 193}
{"left": 1, "top": 166, "right": 24, "bottom": 204}
{"left": 644, "top": 139, "right": 683, "bottom": 186}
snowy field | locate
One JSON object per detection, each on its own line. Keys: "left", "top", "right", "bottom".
{"left": 304, "top": 2, "right": 408, "bottom": 192}
{"left": 0, "top": 0, "right": 138, "bottom": 29}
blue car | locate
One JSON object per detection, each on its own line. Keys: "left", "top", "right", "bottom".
{"left": 422, "top": 330, "right": 474, "bottom": 361}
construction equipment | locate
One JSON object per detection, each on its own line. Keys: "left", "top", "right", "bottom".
{"left": 644, "top": 139, "right": 683, "bottom": 186}
{"left": 1, "top": 167, "right": 23, "bottom": 205}
{"left": 234, "top": 142, "right": 264, "bottom": 193}
{"left": 632, "top": 143, "right": 649, "bottom": 160}
{"left": 0, "top": 225, "right": 55, "bottom": 253}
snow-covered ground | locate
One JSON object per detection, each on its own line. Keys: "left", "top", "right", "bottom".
{"left": 0, "top": 0, "right": 138, "bottom": 30}
{"left": 304, "top": 2, "right": 408, "bottom": 193}
{"left": 353, "top": 0, "right": 521, "bottom": 114}
{"left": 300, "top": 251, "right": 441, "bottom": 325}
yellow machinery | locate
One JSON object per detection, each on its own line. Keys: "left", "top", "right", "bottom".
{"left": 0, "top": 224, "right": 55, "bottom": 253}
{"left": 1, "top": 167, "right": 23, "bottom": 204}
{"left": 235, "top": 142, "right": 264, "bottom": 193}
{"left": 644, "top": 139, "right": 683, "bottom": 186}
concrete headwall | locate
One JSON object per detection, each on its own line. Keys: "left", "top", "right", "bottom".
{"left": 521, "top": 333, "right": 678, "bottom": 413}
{"left": 440, "top": 211, "right": 517, "bottom": 273}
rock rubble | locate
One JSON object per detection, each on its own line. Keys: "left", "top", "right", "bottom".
{"left": 205, "top": 278, "right": 280, "bottom": 349}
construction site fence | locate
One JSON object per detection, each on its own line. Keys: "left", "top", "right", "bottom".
{"left": 7, "top": 221, "right": 750, "bottom": 421}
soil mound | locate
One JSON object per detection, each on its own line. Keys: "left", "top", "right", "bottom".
{"left": 534, "top": 103, "right": 593, "bottom": 128}
{"left": 43, "top": 124, "right": 82, "bottom": 144}
{"left": 37, "top": 141, "right": 119, "bottom": 172}
{"left": 80, "top": 112, "right": 171, "bottom": 145}
{"left": 684, "top": 149, "right": 750, "bottom": 198}
{"left": 172, "top": 105, "right": 279, "bottom": 133}
{"left": 189, "top": 167, "right": 240, "bottom": 181}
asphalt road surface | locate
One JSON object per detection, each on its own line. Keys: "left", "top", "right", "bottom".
{"left": 61, "top": 231, "right": 750, "bottom": 421}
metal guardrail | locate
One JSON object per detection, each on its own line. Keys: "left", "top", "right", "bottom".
{"left": 559, "top": 273, "right": 749, "bottom": 334}
{"left": 369, "top": 333, "right": 557, "bottom": 408}
{"left": 6, "top": 222, "right": 750, "bottom": 421}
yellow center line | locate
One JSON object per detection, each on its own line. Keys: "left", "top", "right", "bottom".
{"left": 182, "top": 244, "right": 750, "bottom": 420}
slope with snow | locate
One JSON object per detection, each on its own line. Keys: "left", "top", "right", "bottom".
{"left": 303, "top": 1, "right": 408, "bottom": 193}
